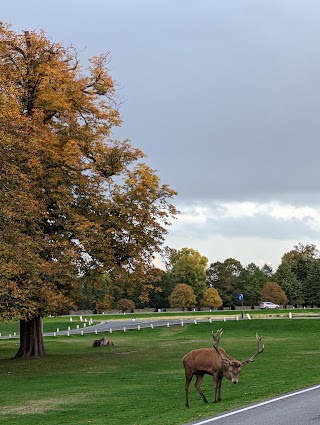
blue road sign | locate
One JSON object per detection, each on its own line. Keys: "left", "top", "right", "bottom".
{"left": 238, "top": 293, "right": 243, "bottom": 301}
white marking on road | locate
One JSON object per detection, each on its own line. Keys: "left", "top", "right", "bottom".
{"left": 192, "top": 384, "right": 320, "bottom": 424}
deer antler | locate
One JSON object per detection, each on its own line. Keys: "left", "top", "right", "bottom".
{"left": 212, "top": 328, "right": 223, "bottom": 351}
{"left": 240, "top": 333, "right": 264, "bottom": 366}
{"left": 212, "top": 328, "right": 233, "bottom": 366}
{"left": 250, "top": 333, "right": 264, "bottom": 361}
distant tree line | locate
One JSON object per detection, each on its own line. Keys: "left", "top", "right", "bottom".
{"left": 75, "top": 243, "right": 320, "bottom": 312}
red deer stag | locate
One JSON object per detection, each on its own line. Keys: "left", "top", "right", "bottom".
{"left": 182, "top": 328, "right": 264, "bottom": 407}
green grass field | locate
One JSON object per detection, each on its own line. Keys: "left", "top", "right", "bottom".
{"left": 0, "top": 317, "right": 320, "bottom": 425}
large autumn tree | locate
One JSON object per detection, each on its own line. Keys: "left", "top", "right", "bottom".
{"left": 0, "top": 24, "right": 177, "bottom": 358}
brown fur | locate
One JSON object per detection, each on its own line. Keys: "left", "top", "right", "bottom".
{"left": 182, "top": 332, "right": 264, "bottom": 407}
{"left": 92, "top": 337, "right": 115, "bottom": 347}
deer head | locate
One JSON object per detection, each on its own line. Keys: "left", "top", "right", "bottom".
{"left": 212, "top": 328, "right": 264, "bottom": 383}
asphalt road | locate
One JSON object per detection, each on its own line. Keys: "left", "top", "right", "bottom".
{"left": 43, "top": 316, "right": 228, "bottom": 336}
{"left": 0, "top": 314, "right": 240, "bottom": 339}
{"left": 185, "top": 385, "right": 320, "bottom": 425}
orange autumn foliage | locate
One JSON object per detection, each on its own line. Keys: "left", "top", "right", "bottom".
{"left": 0, "top": 24, "right": 177, "bottom": 356}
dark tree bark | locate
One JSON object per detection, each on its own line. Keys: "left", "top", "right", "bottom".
{"left": 14, "top": 316, "right": 46, "bottom": 358}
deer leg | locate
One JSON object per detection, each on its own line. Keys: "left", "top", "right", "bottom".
{"left": 185, "top": 373, "right": 193, "bottom": 407}
{"left": 195, "top": 373, "right": 208, "bottom": 404}
{"left": 213, "top": 372, "right": 222, "bottom": 403}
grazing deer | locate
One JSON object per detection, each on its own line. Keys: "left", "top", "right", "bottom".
{"left": 182, "top": 328, "right": 264, "bottom": 407}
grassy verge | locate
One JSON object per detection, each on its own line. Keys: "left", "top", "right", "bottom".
{"left": 0, "top": 318, "right": 320, "bottom": 425}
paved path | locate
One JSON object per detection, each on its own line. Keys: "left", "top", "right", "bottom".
{"left": 44, "top": 316, "right": 231, "bottom": 336}
{"left": 0, "top": 315, "right": 241, "bottom": 339}
{"left": 185, "top": 385, "right": 320, "bottom": 425}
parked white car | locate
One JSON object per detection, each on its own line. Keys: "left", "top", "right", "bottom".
{"left": 260, "top": 301, "right": 280, "bottom": 309}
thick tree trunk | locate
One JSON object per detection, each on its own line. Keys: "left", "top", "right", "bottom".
{"left": 14, "top": 316, "right": 46, "bottom": 358}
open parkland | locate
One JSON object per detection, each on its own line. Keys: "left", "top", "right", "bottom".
{"left": 1, "top": 309, "right": 320, "bottom": 425}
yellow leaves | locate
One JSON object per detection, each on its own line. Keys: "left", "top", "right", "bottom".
{"left": 201, "top": 288, "right": 223, "bottom": 308}
{"left": 0, "top": 25, "right": 121, "bottom": 136}
{"left": 138, "top": 292, "right": 150, "bottom": 304}
{"left": 96, "top": 293, "right": 114, "bottom": 311}
{"left": 169, "top": 283, "right": 197, "bottom": 308}
{"left": 88, "top": 53, "right": 115, "bottom": 96}
{"left": 154, "top": 286, "right": 163, "bottom": 293}
{"left": 0, "top": 23, "right": 178, "bottom": 322}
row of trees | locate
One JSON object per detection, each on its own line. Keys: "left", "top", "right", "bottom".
{"left": 76, "top": 243, "right": 320, "bottom": 312}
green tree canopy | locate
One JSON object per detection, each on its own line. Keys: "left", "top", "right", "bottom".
{"left": 167, "top": 248, "right": 208, "bottom": 304}
{"left": 261, "top": 263, "right": 274, "bottom": 279}
{"left": 206, "top": 258, "right": 243, "bottom": 307}
{"left": 303, "top": 261, "right": 320, "bottom": 306}
{"left": 236, "top": 263, "right": 268, "bottom": 307}
{"left": 281, "top": 243, "right": 319, "bottom": 283}
{"left": 274, "top": 262, "right": 303, "bottom": 305}
{"left": 148, "top": 269, "right": 175, "bottom": 310}
{"left": 76, "top": 273, "right": 113, "bottom": 311}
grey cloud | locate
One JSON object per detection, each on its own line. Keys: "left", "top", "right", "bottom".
{"left": 110, "top": 1, "right": 320, "bottom": 205}
{"left": 7, "top": 0, "right": 320, "bottom": 205}
{"left": 4, "top": 0, "right": 320, "bottom": 266}
{"left": 206, "top": 214, "right": 319, "bottom": 240}
{"left": 171, "top": 200, "right": 320, "bottom": 241}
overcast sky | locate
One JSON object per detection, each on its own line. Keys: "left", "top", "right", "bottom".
{"left": 4, "top": 0, "right": 320, "bottom": 270}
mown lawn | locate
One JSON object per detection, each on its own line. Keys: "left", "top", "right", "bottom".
{"left": 0, "top": 318, "right": 320, "bottom": 425}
